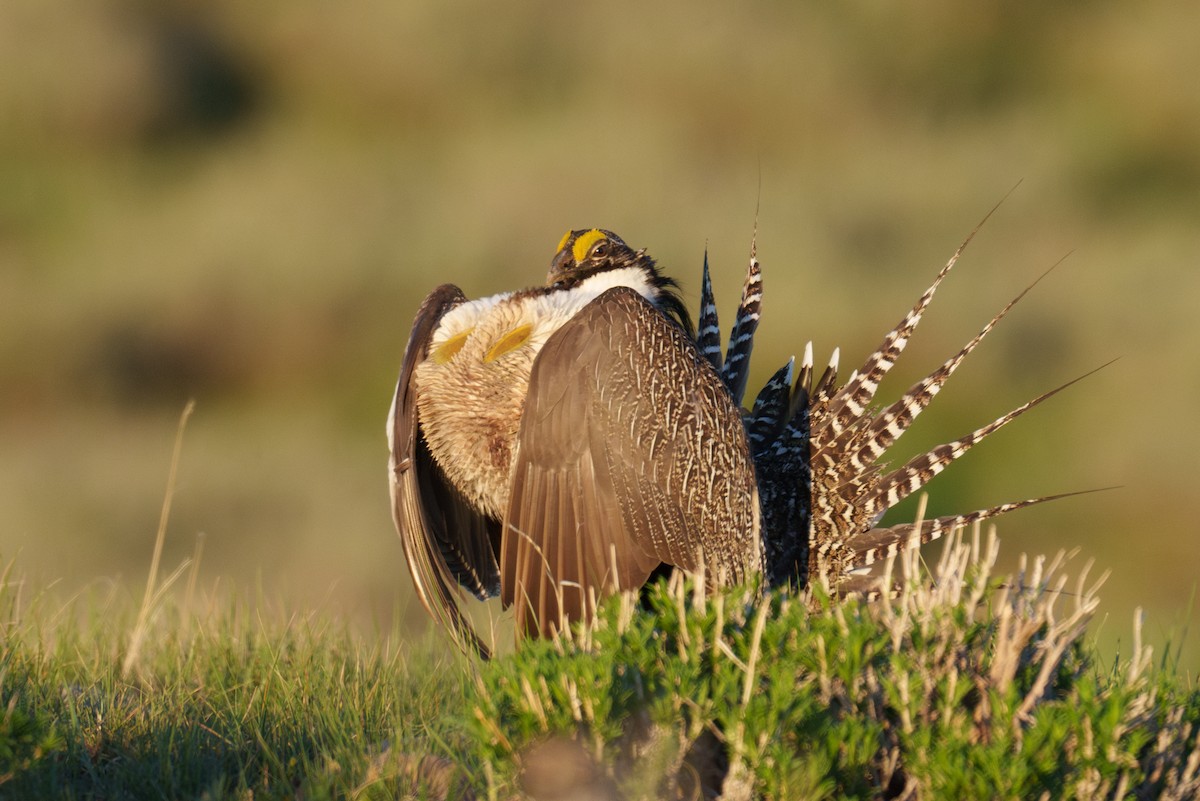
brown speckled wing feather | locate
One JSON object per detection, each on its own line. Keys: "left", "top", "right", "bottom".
{"left": 389, "top": 284, "right": 500, "bottom": 658}
{"left": 501, "top": 287, "right": 762, "bottom": 638}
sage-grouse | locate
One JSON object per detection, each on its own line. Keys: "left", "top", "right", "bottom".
{"left": 388, "top": 222, "right": 1091, "bottom": 656}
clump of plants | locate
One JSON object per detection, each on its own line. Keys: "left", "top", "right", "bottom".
{"left": 469, "top": 527, "right": 1200, "bottom": 800}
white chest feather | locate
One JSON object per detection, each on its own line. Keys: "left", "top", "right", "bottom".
{"left": 431, "top": 265, "right": 658, "bottom": 358}
{"left": 415, "top": 266, "right": 660, "bottom": 517}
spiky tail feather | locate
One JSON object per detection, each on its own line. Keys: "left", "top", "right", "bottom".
{"left": 746, "top": 359, "right": 794, "bottom": 455}
{"left": 719, "top": 253, "right": 763, "bottom": 407}
{"left": 863, "top": 361, "right": 1114, "bottom": 522}
{"left": 813, "top": 209, "right": 996, "bottom": 455}
{"left": 696, "top": 251, "right": 724, "bottom": 373}
{"left": 832, "top": 257, "right": 1065, "bottom": 482}
{"left": 846, "top": 488, "right": 1113, "bottom": 571}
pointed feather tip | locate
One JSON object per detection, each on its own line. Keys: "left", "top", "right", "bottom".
{"left": 829, "top": 347, "right": 840, "bottom": 372}
{"left": 802, "top": 341, "right": 813, "bottom": 368}
{"left": 749, "top": 209, "right": 759, "bottom": 261}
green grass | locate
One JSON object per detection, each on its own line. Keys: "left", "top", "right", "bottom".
{"left": 0, "top": 573, "right": 477, "bottom": 800}
{"left": 3, "top": 528, "right": 1198, "bottom": 800}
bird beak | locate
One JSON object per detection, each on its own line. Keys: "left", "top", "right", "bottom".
{"left": 547, "top": 249, "right": 574, "bottom": 284}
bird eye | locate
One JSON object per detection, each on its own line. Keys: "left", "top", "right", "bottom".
{"left": 589, "top": 242, "right": 608, "bottom": 259}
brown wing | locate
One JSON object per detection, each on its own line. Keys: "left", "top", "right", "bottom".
{"left": 389, "top": 284, "right": 501, "bottom": 658}
{"left": 500, "top": 287, "right": 763, "bottom": 638}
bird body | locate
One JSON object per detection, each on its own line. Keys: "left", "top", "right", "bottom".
{"left": 389, "top": 230, "right": 762, "bottom": 654}
{"left": 390, "top": 219, "right": 1097, "bottom": 656}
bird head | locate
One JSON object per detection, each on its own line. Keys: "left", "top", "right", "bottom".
{"left": 547, "top": 228, "right": 650, "bottom": 286}
{"left": 548, "top": 228, "right": 693, "bottom": 335}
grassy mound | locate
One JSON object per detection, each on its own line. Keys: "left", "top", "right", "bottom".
{"left": 1, "top": 530, "right": 1197, "bottom": 799}
{"left": 473, "top": 531, "right": 1200, "bottom": 799}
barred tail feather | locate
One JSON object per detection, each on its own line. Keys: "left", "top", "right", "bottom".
{"left": 844, "top": 258, "right": 1065, "bottom": 474}
{"left": 812, "top": 347, "right": 840, "bottom": 402}
{"left": 747, "top": 359, "right": 795, "bottom": 455}
{"left": 846, "top": 488, "right": 1113, "bottom": 570}
{"left": 816, "top": 257, "right": 954, "bottom": 442}
{"left": 796, "top": 341, "right": 814, "bottom": 398}
{"left": 720, "top": 254, "right": 763, "bottom": 406}
{"left": 770, "top": 394, "right": 811, "bottom": 462}
{"left": 816, "top": 198, "right": 1007, "bottom": 448}
{"left": 697, "top": 250, "right": 724, "bottom": 373}
{"left": 786, "top": 341, "right": 815, "bottom": 431}
{"left": 863, "top": 362, "right": 1114, "bottom": 520}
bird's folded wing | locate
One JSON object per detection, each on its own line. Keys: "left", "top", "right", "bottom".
{"left": 389, "top": 284, "right": 500, "bottom": 657}
{"left": 502, "top": 287, "right": 762, "bottom": 638}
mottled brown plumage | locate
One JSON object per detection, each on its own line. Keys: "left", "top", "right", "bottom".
{"left": 501, "top": 288, "right": 761, "bottom": 635}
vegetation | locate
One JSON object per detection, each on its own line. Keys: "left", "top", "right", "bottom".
{"left": 474, "top": 531, "right": 1200, "bottom": 800}
{"left": 3, "top": 526, "right": 1197, "bottom": 799}
{"left": 0, "top": 566, "right": 475, "bottom": 800}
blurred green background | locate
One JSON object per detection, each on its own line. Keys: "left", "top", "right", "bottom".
{"left": 2, "top": 0, "right": 1197, "bottom": 664}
